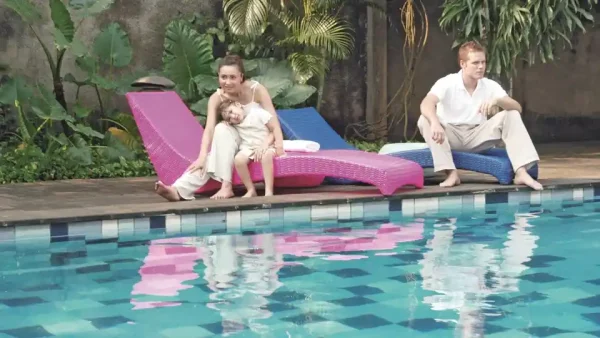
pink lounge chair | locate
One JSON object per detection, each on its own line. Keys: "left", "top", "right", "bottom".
{"left": 125, "top": 91, "right": 424, "bottom": 195}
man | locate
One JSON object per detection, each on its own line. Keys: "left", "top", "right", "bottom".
{"left": 418, "top": 41, "right": 543, "bottom": 190}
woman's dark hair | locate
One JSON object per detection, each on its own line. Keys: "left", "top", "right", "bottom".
{"left": 217, "top": 54, "right": 245, "bottom": 81}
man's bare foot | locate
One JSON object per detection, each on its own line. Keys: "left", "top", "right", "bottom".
{"left": 514, "top": 167, "right": 543, "bottom": 191}
{"left": 210, "top": 186, "right": 235, "bottom": 200}
{"left": 155, "top": 181, "right": 181, "bottom": 202}
{"left": 439, "top": 170, "right": 461, "bottom": 188}
{"left": 242, "top": 189, "right": 257, "bottom": 198}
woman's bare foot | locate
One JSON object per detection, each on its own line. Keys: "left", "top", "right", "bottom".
{"left": 155, "top": 181, "right": 182, "bottom": 202}
{"left": 242, "top": 189, "right": 257, "bottom": 198}
{"left": 439, "top": 169, "right": 461, "bottom": 188}
{"left": 210, "top": 182, "right": 235, "bottom": 199}
{"left": 514, "top": 167, "right": 543, "bottom": 191}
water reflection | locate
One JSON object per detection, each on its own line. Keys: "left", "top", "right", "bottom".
{"left": 418, "top": 213, "right": 540, "bottom": 337}
{"left": 130, "top": 222, "right": 425, "bottom": 335}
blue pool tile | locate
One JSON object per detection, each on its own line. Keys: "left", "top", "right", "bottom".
{"left": 265, "top": 302, "right": 298, "bottom": 313}
{"left": 389, "top": 273, "right": 423, "bottom": 283}
{"left": 87, "top": 315, "right": 130, "bottom": 329}
{"left": 0, "top": 297, "right": 47, "bottom": 307}
{"left": 278, "top": 265, "right": 315, "bottom": 278}
{"left": 574, "top": 295, "right": 600, "bottom": 308}
{"left": 0, "top": 326, "right": 53, "bottom": 338}
{"left": 521, "top": 326, "right": 571, "bottom": 337}
{"left": 339, "top": 314, "right": 392, "bottom": 330}
{"left": 21, "top": 284, "right": 61, "bottom": 292}
{"left": 509, "top": 291, "right": 548, "bottom": 304}
{"left": 389, "top": 200, "right": 402, "bottom": 212}
{"left": 149, "top": 216, "right": 166, "bottom": 229}
{"left": 281, "top": 312, "right": 328, "bottom": 325}
{"left": 582, "top": 313, "right": 600, "bottom": 325}
{"left": 75, "top": 264, "right": 110, "bottom": 274}
{"left": 485, "top": 324, "right": 510, "bottom": 334}
{"left": 49, "top": 223, "right": 68, "bottom": 242}
{"left": 523, "top": 255, "right": 566, "bottom": 268}
{"left": 343, "top": 285, "right": 383, "bottom": 296}
{"left": 329, "top": 296, "right": 376, "bottom": 307}
{"left": 392, "top": 252, "right": 424, "bottom": 262}
{"left": 594, "top": 186, "right": 600, "bottom": 196}
{"left": 328, "top": 268, "right": 370, "bottom": 278}
{"left": 586, "top": 279, "right": 600, "bottom": 286}
{"left": 398, "top": 318, "right": 451, "bottom": 332}
{"left": 486, "top": 192, "right": 509, "bottom": 204}
{"left": 267, "top": 291, "right": 307, "bottom": 303}
{"left": 201, "top": 321, "right": 247, "bottom": 335}
{"left": 519, "top": 272, "right": 565, "bottom": 283}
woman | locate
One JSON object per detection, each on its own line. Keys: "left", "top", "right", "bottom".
{"left": 155, "top": 54, "right": 285, "bottom": 201}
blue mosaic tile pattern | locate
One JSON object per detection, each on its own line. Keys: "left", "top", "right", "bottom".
{"left": 0, "top": 187, "right": 598, "bottom": 336}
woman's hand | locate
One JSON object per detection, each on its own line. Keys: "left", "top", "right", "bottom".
{"left": 186, "top": 156, "right": 207, "bottom": 174}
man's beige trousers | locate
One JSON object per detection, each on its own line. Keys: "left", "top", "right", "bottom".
{"left": 417, "top": 110, "right": 539, "bottom": 173}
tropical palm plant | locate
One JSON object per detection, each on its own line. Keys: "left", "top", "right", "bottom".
{"left": 222, "top": 0, "right": 376, "bottom": 109}
{"left": 439, "top": 0, "right": 598, "bottom": 92}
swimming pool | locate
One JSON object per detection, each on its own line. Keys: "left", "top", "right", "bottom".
{"left": 1, "top": 188, "right": 599, "bottom": 337}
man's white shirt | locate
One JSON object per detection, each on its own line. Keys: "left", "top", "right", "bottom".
{"left": 429, "top": 70, "right": 508, "bottom": 125}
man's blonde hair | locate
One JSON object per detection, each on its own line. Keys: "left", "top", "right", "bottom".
{"left": 458, "top": 41, "right": 486, "bottom": 65}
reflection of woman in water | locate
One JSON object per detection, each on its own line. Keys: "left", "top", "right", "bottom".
{"left": 201, "top": 233, "right": 284, "bottom": 336}
{"left": 419, "top": 213, "right": 540, "bottom": 337}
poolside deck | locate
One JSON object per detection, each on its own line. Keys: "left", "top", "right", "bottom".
{"left": 1, "top": 141, "right": 599, "bottom": 225}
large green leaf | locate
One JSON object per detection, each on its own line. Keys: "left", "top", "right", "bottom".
{"left": 251, "top": 75, "right": 292, "bottom": 98}
{"left": 0, "top": 76, "right": 33, "bottom": 105}
{"left": 93, "top": 22, "right": 133, "bottom": 68}
{"left": 223, "top": 0, "right": 271, "bottom": 36}
{"left": 99, "top": 132, "right": 135, "bottom": 161}
{"left": 67, "top": 134, "right": 92, "bottom": 165}
{"left": 50, "top": 0, "right": 75, "bottom": 45}
{"left": 190, "top": 97, "right": 210, "bottom": 118}
{"left": 273, "top": 84, "right": 316, "bottom": 107}
{"left": 162, "top": 19, "right": 214, "bottom": 101}
{"left": 2, "top": 0, "right": 42, "bottom": 24}
{"left": 30, "top": 83, "right": 74, "bottom": 122}
{"left": 67, "top": 122, "right": 104, "bottom": 139}
{"left": 193, "top": 74, "right": 219, "bottom": 95}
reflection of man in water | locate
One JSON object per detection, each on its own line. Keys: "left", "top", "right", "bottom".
{"left": 201, "top": 233, "right": 284, "bottom": 336}
{"left": 419, "top": 213, "right": 539, "bottom": 337}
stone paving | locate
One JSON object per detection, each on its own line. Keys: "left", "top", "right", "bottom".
{"left": 0, "top": 141, "right": 598, "bottom": 225}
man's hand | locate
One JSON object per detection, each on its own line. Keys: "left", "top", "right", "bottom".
{"left": 479, "top": 98, "right": 499, "bottom": 117}
{"left": 431, "top": 122, "right": 445, "bottom": 144}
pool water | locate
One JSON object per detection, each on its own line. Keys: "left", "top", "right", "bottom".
{"left": 2, "top": 198, "right": 600, "bottom": 337}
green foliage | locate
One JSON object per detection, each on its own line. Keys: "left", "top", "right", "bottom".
{"left": 439, "top": 0, "right": 598, "bottom": 79}
{"left": 162, "top": 19, "right": 214, "bottom": 101}
{"left": 346, "top": 139, "right": 385, "bottom": 153}
{"left": 0, "top": 144, "right": 154, "bottom": 184}
{"left": 161, "top": 20, "right": 317, "bottom": 122}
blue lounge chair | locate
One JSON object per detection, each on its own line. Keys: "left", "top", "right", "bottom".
{"left": 276, "top": 107, "right": 539, "bottom": 185}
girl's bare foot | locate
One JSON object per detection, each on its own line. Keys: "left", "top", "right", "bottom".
{"left": 514, "top": 167, "right": 543, "bottom": 191}
{"left": 264, "top": 190, "right": 274, "bottom": 197}
{"left": 155, "top": 181, "right": 182, "bottom": 202}
{"left": 242, "top": 189, "right": 257, "bottom": 198}
{"left": 440, "top": 169, "right": 461, "bottom": 188}
{"left": 210, "top": 182, "right": 235, "bottom": 199}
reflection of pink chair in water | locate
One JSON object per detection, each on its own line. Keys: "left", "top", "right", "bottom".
{"left": 130, "top": 222, "right": 424, "bottom": 310}
{"left": 130, "top": 238, "right": 204, "bottom": 310}
{"left": 260, "top": 223, "right": 424, "bottom": 261}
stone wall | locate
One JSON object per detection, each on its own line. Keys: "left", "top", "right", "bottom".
{"left": 0, "top": 0, "right": 222, "bottom": 109}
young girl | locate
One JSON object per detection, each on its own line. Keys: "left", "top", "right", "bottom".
{"left": 217, "top": 99, "right": 284, "bottom": 197}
